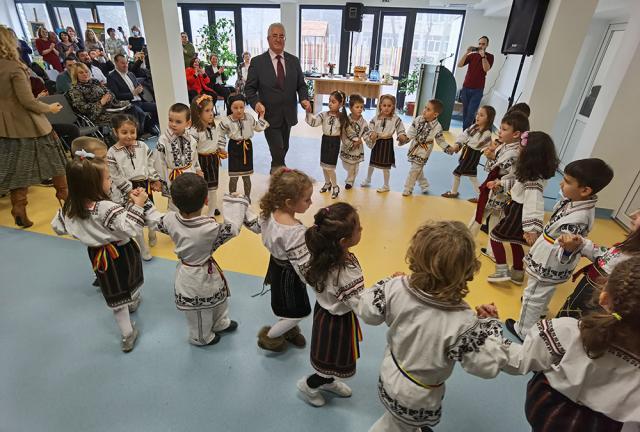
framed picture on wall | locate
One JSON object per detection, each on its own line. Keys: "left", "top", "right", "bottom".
{"left": 86, "top": 22, "right": 106, "bottom": 43}
{"left": 28, "top": 21, "right": 45, "bottom": 39}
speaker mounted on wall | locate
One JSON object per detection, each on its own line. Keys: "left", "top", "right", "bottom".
{"left": 501, "top": 0, "right": 550, "bottom": 55}
{"left": 343, "top": 3, "right": 364, "bottom": 32}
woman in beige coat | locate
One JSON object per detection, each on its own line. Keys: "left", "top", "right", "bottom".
{"left": 0, "top": 26, "right": 68, "bottom": 228}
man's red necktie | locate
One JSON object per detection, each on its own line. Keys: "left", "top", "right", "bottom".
{"left": 276, "top": 55, "right": 285, "bottom": 90}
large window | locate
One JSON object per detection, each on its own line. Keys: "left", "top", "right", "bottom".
{"left": 189, "top": 10, "right": 209, "bottom": 50}
{"left": 379, "top": 15, "right": 406, "bottom": 77}
{"left": 241, "top": 7, "right": 280, "bottom": 56}
{"left": 16, "top": 3, "right": 53, "bottom": 39}
{"left": 96, "top": 5, "right": 128, "bottom": 34}
{"left": 53, "top": 7, "right": 74, "bottom": 31}
{"left": 349, "top": 14, "right": 374, "bottom": 74}
{"left": 300, "top": 8, "right": 342, "bottom": 74}
{"left": 178, "top": 7, "right": 184, "bottom": 32}
{"left": 409, "top": 13, "right": 463, "bottom": 74}
{"left": 75, "top": 8, "right": 96, "bottom": 36}
{"left": 216, "top": 11, "right": 236, "bottom": 57}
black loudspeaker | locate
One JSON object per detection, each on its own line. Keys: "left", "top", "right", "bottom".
{"left": 501, "top": 0, "right": 549, "bottom": 55}
{"left": 343, "top": 3, "right": 364, "bottom": 32}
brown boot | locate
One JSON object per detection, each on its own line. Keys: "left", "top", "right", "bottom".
{"left": 257, "top": 326, "right": 287, "bottom": 352}
{"left": 52, "top": 175, "right": 68, "bottom": 204}
{"left": 284, "top": 325, "right": 306, "bottom": 348}
{"left": 10, "top": 188, "right": 33, "bottom": 228}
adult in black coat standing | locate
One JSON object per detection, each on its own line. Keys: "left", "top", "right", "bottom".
{"left": 245, "top": 23, "right": 310, "bottom": 172}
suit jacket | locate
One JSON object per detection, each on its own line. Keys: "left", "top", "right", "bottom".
{"left": 0, "top": 59, "right": 52, "bottom": 138}
{"left": 107, "top": 70, "right": 139, "bottom": 101}
{"left": 245, "top": 51, "right": 308, "bottom": 128}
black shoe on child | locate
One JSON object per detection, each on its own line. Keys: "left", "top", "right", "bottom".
{"left": 214, "top": 209, "right": 221, "bottom": 216}
{"left": 345, "top": 183, "right": 352, "bottom": 190}
{"left": 207, "top": 334, "right": 222, "bottom": 345}
{"left": 92, "top": 278, "right": 100, "bottom": 287}
{"left": 504, "top": 319, "right": 524, "bottom": 343}
{"left": 219, "top": 320, "right": 238, "bottom": 334}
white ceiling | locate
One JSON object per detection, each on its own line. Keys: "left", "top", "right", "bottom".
{"left": 470, "top": 0, "right": 632, "bottom": 19}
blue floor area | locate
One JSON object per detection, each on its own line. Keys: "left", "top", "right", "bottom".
{"left": 1, "top": 228, "right": 532, "bottom": 432}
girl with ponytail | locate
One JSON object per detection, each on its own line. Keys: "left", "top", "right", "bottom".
{"left": 305, "top": 90, "right": 349, "bottom": 199}
{"left": 502, "top": 256, "right": 640, "bottom": 431}
{"left": 295, "top": 202, "right": 365, "bottom": 407}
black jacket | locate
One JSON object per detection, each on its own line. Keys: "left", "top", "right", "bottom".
{"left": 107, "top": 70, "right": 139, "bottom": 101}
{"left": 245, "top": 51, "right": 308, "bottom": 128}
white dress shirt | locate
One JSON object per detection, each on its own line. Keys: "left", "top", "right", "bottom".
{"left": 117, "top": 69, "right": 141, "bottom": 101}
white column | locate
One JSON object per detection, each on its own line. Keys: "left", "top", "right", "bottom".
{"left": 572, "top": 0, "right": 640, "bottom": 209}
{"left": 139, "top": 0, "right": 188, "bottom": 132}
{"left": 280, "top": 2, "right": 299, "bottom": 57}
{"left": 521, "top": 0, "right": 599, "bottom": 134}
{"left": 124, "top": 0, "right": 144, "bottom": 36}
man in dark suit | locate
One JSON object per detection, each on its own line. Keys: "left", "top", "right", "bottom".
{"left": 107, "top": 54, "right": 159, "bottom": 133}
{"left": 245, "top": 23, "right": 311, "bottom": 172}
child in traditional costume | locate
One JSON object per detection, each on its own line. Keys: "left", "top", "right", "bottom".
{"left": 296, "top": 203, "right": 365, "bottom": 407}
{"left": 504, "top": 158, "right": 614, "bottom": 340}
{"left": 189, "top": 94, "right": 227, "bottom": 217}
{"left": 52, "top": 152, "right": 148, "bottom": 352}
{"left": 144, "top": 173, "right": 249, "bottom": 346}
{"left": 306, "top": 90, "right": 348, "bottom": 198}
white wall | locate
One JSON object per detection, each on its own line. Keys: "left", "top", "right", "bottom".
{"left": 552, "top": 18, "right": 609, "bottom": 163}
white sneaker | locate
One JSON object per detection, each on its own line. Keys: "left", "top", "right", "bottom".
{"left": 360, "top": 179, "right": 371, "bottom": 187}
{"left": 377, "top": 186, "right": 390, "bottom": 193}
{"left": 141, "top": 250, "right": 153, "bottom": 261}
{"left": 319, "top": 380, "right": 352, "bottom": 397}
{"left": 121, "top": 325, "right": 139, "bottom": 353}
{"left": 487, "top": 264, "right": 510, "bottom": 283}
{"left": 402, "top": 190, "right": 411, "bottom": 196}
{"left": 297, "top": 378, "right": 326, "bottom": 407}
{"left": 148, "top": 230, "right": 157, "bottom": 247}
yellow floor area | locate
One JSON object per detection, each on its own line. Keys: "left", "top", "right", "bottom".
{"left": 0, "top": 175, "right": 627, "bottom": 319}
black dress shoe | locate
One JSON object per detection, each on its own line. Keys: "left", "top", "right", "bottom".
{"left": 214, "top": 209, "right": 221, "bottom": 216}
{"left": 345, "top": 183, "right": 352, "bottom": 190}
{"left": 505, "top": 319, "right": 524, "bottom": 343}
{"left": 92, "top": 278, "right": 100, "bottom": 287}
{"left": 219, "top": 320, "right": 238, "bottom": 334}
{"left": 206, "top": 333, "right": 221, "bottom": 345}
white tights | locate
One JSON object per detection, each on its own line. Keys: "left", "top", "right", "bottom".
{"left": 322, "top": 167, "right": 337, "bottom": 186}
{"left": 113, "top": 306, "right": 133, "bottom": 337}
{"left": 267, "top": 318, "right": 302, "bottom": 338}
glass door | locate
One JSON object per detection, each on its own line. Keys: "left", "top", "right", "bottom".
{"left": 188, "top": 9, "right": 209, "bottom": 52}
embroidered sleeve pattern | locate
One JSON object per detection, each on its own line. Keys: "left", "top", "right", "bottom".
{"left": 377, "top": 378, "right": 442, "bottom": 427}
{"left": 446, "top": 319, "right": 504, "bottom": 362}
{"left": 536, "top": 319, "right": 566, "bottom": 361}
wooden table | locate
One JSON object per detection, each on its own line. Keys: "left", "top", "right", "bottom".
{"left": 307, "top": 77, "right": 384, "bottom": 113}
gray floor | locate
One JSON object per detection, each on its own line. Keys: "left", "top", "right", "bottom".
{"left": 0, "top": 228, "right": 531, "bottom": 432}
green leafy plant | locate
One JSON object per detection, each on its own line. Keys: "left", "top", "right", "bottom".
{"left": 196, "top": 19, "right": 237, "bottom": 79}
{"left": 398, "top": 57, "right": 426, "bottom": 96}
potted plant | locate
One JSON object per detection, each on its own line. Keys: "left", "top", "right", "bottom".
{"left": 197, "top": 19, "right": 237, "bottom": 80}
{"left": 398, "top": 58, "right": 425, "bottom": 116}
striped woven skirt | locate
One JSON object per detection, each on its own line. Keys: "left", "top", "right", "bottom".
{"left": 0, "top": 132, "right": 67, "bottom": 195}
{"left": 556, "top": 270, "right": 604, "bottom": 319}
{"left": 320, "top": 135, "right": 340, "bottom": 169}
{"left": 228, "top": 139, "right": 253, "bottom": 176}
{"left": 198, "top": 152, "right": 220, "bottom": 189}
{"left": 453, "top": 145, "right": 482, "bottom": 177}
{"left": 87, "top": 241, "right": 143, "bottom": 308}
{"left": 525, "top": 373, "right": 622, "bottom": 432}
{"left": 370, "top": 138, "right": 395, "bottom": 169}
{"left": 490, "top": 200, "right": 526, "bottom": 245}
{"left": 310, "top": 302, "right": 362, "bottom": 378}
{"left": 264, "top": 255, "right": 311, "bottom": 319}
{"left": 131, "top": 179, "right": 154, "bottom": 203}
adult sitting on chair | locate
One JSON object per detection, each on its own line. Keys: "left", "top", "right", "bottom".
{"left": 205, "top": 54, "right": 234, "bottom": 110}
{"left": 186, "top": 57, "right": 217, "bottom": 102}
{"left": 108, "top": 54, "right": 158, "bottom": 133}
{"left": 76, "top": 50, "right": 107, "bottom": 84}
{"left": 67, "top": 63, "right": 146, "bottom": 130}
{"left": 55, "top": 55, "right": 77, "bottom": 94}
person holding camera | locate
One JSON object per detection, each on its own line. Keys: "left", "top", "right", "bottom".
{"left": 457, "top": 36, "right": 494, "bottom": 130}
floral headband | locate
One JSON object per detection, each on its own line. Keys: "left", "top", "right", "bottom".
{"left": 75, "top": 149, "right": 95, "bottom": 160}
{"left": 195, "top": 94, "right": 212, "bottom": 106}
{"left": 521, "top": 131, "right": 529, "bottom": 146}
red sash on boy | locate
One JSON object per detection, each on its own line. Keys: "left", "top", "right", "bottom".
{"left": 474, "top": 166, "right": 500, "bottom": 224}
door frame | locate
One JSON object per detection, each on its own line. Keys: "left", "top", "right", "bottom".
{"left": 559, "top": 22, "right": 626, "bottom": 162}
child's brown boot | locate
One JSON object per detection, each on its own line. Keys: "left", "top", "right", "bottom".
{"left": 284, "top": 325, "right": 306, "bottom": 348}
{"left": 257, "top": 326, "right": 287, "bottom": 352}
